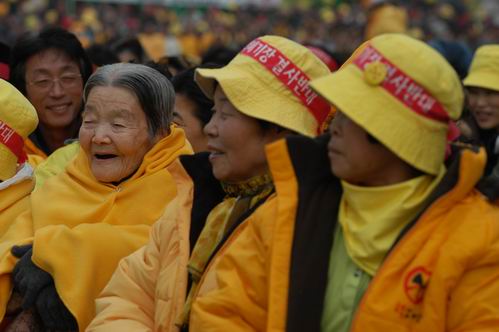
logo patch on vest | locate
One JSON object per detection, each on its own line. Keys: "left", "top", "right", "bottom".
{"left": 404, "top": 266, "right": 431, "bottom": 304}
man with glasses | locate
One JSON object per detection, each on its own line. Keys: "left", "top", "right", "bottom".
{"left": 9, "top": 27, "right": 93, "bottom": 163}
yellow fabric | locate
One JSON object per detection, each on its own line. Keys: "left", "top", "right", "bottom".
{"left": 0, "top": 80, "right": 38, "bottom": 181}
{"left": 463, "top": 44, "right": 499, "bottom": 92}
{"left": 0, "top": 177, "right": 33, "bottom": 239}
{"left": 190, "top": 139, "right": 499, "bottom": 332}
{"left": 87, "top": 160, "right": 194, "bottom": 332}
{"left": 33, "top": 142, "right": 80, "bottom": 191}
{"left": 26, "top": 153, "right": 45, "bottom": 167}
{"left": 180, "top": 175, "right": 274, "bottom": 326}
{"left": 339, "top": 168, "right": 445, "bottom": 276}
{"left": 0, "top": 127, "right": 192, "bottom": 331}
{"left": 195, "top": 35, "right": 331, "bottom": 137}
{"left": 310, "top": 34, "right": 464, "bottom": 175}
{"left": 138, "top": 32, "right": 166, "bottom": 62}
{"left": 190, "top": 195, "right": 278, "bottom": 332}
{"left": 365, "top": 4, "right": 408, "bottom": 40}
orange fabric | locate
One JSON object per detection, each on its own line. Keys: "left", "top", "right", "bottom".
{"left": 190, "top": 195, "right": 278, "bottom": 332}
{"left": 87, "top": 160, "right": 194, "bottom": 332}
{"left": 24, "top": 138, "right": 47, "bottom": 160}
{"left": 190, "top": 141, "right": 499, "bottom": 332}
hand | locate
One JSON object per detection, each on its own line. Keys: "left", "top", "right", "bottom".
{"left": 11, "top": 244, "right": 53, "bottom": 309}
{"left": 36, "top": 283, "right": 78, "bottom": 331}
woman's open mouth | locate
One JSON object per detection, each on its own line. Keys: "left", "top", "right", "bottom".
{"left": 94, "top": 153, "right": 118, "bottom": 160}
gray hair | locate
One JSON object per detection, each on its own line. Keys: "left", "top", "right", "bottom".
{"left": 83, "top": 63, "right": 174, "bottom": 137}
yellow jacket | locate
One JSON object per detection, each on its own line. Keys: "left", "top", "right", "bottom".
{"left": 190, "top": 135, "right": 499, "bottom": 332}
{"left": 0, "top": 127, "right": 192, "bottom": 331}
{"left": 87, "top": 153, "right": 226, "bottom": 332}
{"left": 0, "top": 164, "right": 34, "bottom": 238}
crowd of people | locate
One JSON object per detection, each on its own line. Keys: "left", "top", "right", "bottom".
{"left": 0, "top": 0, "right": 498, "bottom": 331}
{"left": 1, "top": 0, "right": 499, "bottom": 60}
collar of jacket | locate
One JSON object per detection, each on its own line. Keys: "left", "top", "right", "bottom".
{"left": 264, "top": 133, "right": 487, "bottom": 332}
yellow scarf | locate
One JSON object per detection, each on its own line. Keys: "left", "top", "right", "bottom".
{"left": 339, "top": 167, "right": 445, "bottom": 276}
{"left": 0, "top": 126, "right": 192, "bottom": 330}
{"left": 177, "top": 173, "right": 274, "bottom": 327}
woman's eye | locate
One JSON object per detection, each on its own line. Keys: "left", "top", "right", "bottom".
{"left": 113, "top": 123, "right": 126, "bottom": 128}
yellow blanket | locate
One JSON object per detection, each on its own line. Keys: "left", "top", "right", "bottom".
{"left": 0, "top": 126, "right": 192, "bottom": 330}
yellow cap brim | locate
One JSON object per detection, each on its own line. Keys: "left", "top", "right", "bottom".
{"left": 463, "top": 71, "right": 499, "bottom": 92}
{"left": 310, "top": 65, "right": 447, "bottom": 175}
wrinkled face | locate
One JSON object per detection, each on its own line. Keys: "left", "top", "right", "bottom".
{"left": 25, "top": 48, "right": 83, "bottom": 130}
{"left": 174, "top": 93, "right": 208, "bottom": 153}
{"left": 79, "top": 86, "right": 157, "bottom": 183}
{"left": 467, "top": 86, "right": 499, "bottom": 131}
{"left": 204, "top": 85, "right": 279, "bottom": 183}
{"left": 328, "top": 111, "right": 416, "bottom": 186}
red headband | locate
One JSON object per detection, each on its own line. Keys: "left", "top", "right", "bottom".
{"left": 241, "top": 38, "right": 331, "bottom": 133}
{"left": 0, "top": 120, "right": 27, "bottom": 164}
{"left": 353, "top": 45, "right": 450, "bottom": 123}
{"left": 353, "top": 44, "right": 459, "bottom": 158}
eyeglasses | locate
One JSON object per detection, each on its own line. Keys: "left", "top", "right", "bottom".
{"left": 27, "top": 73, "right": 82, "bottom": 92}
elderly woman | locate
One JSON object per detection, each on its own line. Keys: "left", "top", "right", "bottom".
{"left": 87, "top": 35, "right": 331, "bottom": 331}
{"left": 0, "top": 63, "right": 192, "bottom": 331}
{"left": 189, "top": 34, "right": 499, "bottom": 331}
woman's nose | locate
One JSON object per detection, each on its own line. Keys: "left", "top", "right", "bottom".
{"left": 203, "top": 117, "right": 217, "bottom": 137}
{"left": 92, "top": 126, "right": 111, "bottom": 144}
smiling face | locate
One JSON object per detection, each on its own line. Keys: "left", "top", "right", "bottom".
{"left": 79, "top": 86, "right": 158, "bottom": 183}
{"left": 466, "top": 86, "right": 499, "bottom": 132}
{"left": 328, "top": 111, "right": 421, "bottom": 186}
{"left": 203, "top": 85, "right": 283, "bottom": 183}
{"left": 25, "top": 48, "right": 83, "bottom": 130}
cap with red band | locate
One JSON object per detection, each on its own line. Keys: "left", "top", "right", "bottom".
{"left": 240, "top": 38, "right": 331, "bottom": 132}
{"left": 0, "top": 79, "right": 38, "bottom": 181}
{"left": 0, "top": 121, "right": 27, "bottom": 164}
{"left": 352, "top": 45, "right": 450, "bottom": 123}
{"left": 195, "top": 35, "right": 332, "bottom": 137}
{"left": 310, "top": 34, "right": 464, "bottom": 175}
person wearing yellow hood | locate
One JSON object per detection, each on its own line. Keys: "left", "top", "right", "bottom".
{"left": 0, "top": 63, "right": 192, "bottom": 331}
{"left": 462, "top": 44, "right": 499, "bottom": 202}
{"left": 0, "top": 79, "right": 38, "bottom": 245}
{"left": 189, "top": 34, "right": 499, "bottom": 332}
{"left": 87, "top": 35, "right": 332, "bottom": 332}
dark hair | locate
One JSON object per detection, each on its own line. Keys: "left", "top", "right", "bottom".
{"left": 9, "top": 27, "right": 93, "bottom": 95}
{"left": 201, "top": 45, "right": 239, "bottom": 66}
{"left": 86, "top": 44, "right": 119, "bottom": 67}
{"left": 172, "top": 67, "right": 214, "bottom": 126}
{"left": 0, "top": 41, "right": 10, "bottom": 64}
{"left": 84, "top": 63, "right": 175, "bottom": 137}
{"left": 144, "top": 60, "right": 173, "bottom": 81}
{"left": 112, "top": 37, "right": 145, "bottom": 63}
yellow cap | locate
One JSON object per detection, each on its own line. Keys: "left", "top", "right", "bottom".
{"left": 310, "top": 34, "right": 463, "bottom": 175}
{"left": 463, "top": 44, "right": 499, "bottom": 92}
{"left": 195, "top": 35, "right": 331, "bottom": 137}
{"left": 0, "top": 79, "right": 38, "bottom": 181}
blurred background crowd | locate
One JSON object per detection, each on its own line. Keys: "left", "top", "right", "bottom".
{"left": 1, "top": 0, "right": 498, "bottom": 65}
